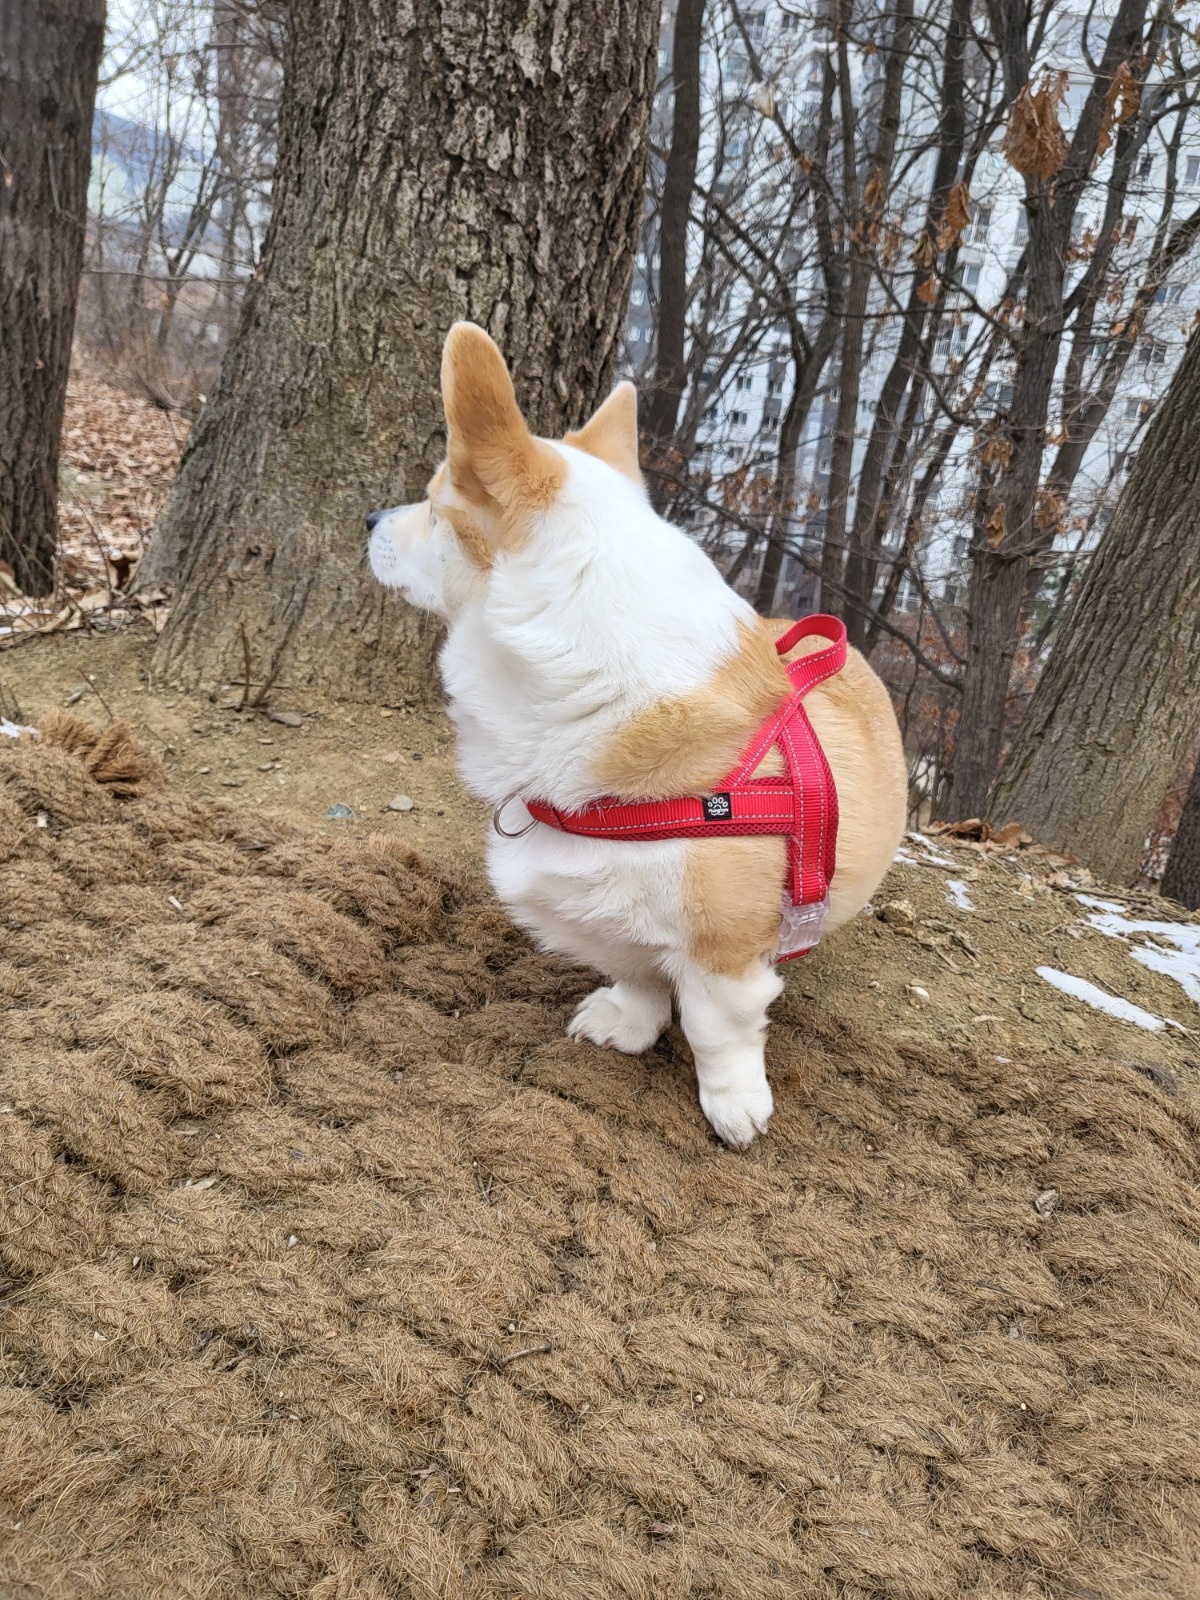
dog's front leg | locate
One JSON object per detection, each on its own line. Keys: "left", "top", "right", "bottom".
{"left": 675, "top": 957, "right": 782, "bottom": 1149}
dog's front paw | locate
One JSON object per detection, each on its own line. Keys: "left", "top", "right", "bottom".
{"left": 567, "top": 983, "right": 671, "bottom": 1055}
{"left": 699, "top": 1078, "right": 774, "bottom": 1150}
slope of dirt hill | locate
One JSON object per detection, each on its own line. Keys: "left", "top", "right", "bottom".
{"left": 5, "top": 626, "right": 1199, "bottom": 1093}
{"left": 1, "top": 718, "right": 1198, "bottom": 1599}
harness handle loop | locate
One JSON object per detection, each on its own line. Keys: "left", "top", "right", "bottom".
{"left": 492, "top": 793, "right": 537, "bottom": 838}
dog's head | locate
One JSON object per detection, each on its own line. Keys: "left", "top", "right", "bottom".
{"left": 366, "top": 323, "right": 643, "bottom": 617}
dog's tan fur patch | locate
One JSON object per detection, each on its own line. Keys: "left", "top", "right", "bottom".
{"left": 594, "top": 618, "right": 790, "bottom": 800}
{"left": 564, "top": 383, "right": 643, "bottom": 486}
{"left": 442, "top": 505, "right": 495, "bottom": 572}
{"left": 441, "top": 324, "right": 565, "bottom": 543}
{"left": 684, "top": 835, "right": 787, "bottom": 976}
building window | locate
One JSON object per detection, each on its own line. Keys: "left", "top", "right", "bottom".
{"left": 1138, "top": 149, "right": 1154, "bottom": 179}
{"left": 1140, "top": 337, "right": 1167, "bottom": 366}
{"left": 959, "top": 263, "right": 982, "bottom": 294}
{"left": 1124, "top": 396, "right": 1147, "bottom": 421}
{"left": 1188, "top": 154, "right": 1200, "bottom": 186}
{"left": 629, "top": 326, "right": 642, "bottom": 343}
{"left": 983, "top": 381, "right": 1014, "bottom": 413}
{"left": 761, "top": 416, "right": 779, "bottom": 433}
{"left": 743, "top": 10, "right": 766, "bottom": 43}
{"left": 1153, "top": 284, "right": 1183, "bottom": 304}
{"left": 703, "top": 403, "right": 718, "bottom": 421}
{"left": 967, "top": 202, "right": 993, "bottom": 245}
{"left": 782, "top": 13, "right": 801, "bottom": 34}
{"left": 1014, "top": 208, "right": 1029, "bottom": 245}
{"left": 735, "top": 374, "right": 752, "bottom": 391}
{"left": 730, "top": 410, "right": 749, "bottom": 426}
{"left": 631, "top": 287, "right": 645, "bottom": 306}
{"left": 767, "top": 378, "right": 783, "bottom": 396}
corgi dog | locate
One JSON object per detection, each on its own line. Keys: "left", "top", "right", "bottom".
{"left": 367, "top": 324, "right": 907, "bottom": 1147}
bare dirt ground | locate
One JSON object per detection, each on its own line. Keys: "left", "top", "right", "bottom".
{"left": 5, "top": 622, "right": 1199, "bottom": 1094}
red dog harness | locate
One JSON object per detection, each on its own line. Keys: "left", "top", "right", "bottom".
{"left": 521, "top": 615, "right": 847, "bottom": 962}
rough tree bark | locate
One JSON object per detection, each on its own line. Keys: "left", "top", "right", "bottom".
{"left": 141, "top": 0, "right": 660, "bottom": 701}
{"left": 0, "top": 0, "right": 106, "bottom": 597}
{"left": 1161, "top": 750, "right": 1200, "bottom": 911}
{"left": 641, "top": 0, "right": 703, "bottom": 509}
{"left": 988, "top": 321, "right": 1200, "bottom": 883}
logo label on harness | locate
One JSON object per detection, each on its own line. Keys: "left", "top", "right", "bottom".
{"left": 702, "top": 792, "right": 733, "bottom": 821}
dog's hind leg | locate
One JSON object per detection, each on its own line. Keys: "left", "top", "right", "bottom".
{"left": 568, "top": 976, "right": 673, "bottom": 1055}
{"left": 674, "top": 956, "right": 782, "bottom": 1149}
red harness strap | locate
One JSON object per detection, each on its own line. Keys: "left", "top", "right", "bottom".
{"left": 524, "top": 615, "right": 847, "bottom": 960}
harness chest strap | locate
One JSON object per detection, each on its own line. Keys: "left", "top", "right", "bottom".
{"left": 520, "top": 615, "right": 847, "bottom": 955}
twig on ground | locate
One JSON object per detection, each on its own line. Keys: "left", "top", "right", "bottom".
{"left": 495, "top": 1342, "right": 553, "bottom": 1368}
{"left": 238, "top": 623, "right": 253, "bottom": 713}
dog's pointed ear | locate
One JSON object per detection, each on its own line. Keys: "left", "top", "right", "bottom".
{"left": 565, "top": 382, "right": 643, "bottom": 486}
{"left": 441, "top": 323, "right": 564, "bottom": 511}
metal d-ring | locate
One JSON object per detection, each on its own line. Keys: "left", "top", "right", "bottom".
{"left": 492, "top": 793, "right": 537, "bottom": 839}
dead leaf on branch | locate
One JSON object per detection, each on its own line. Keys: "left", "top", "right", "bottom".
{"left": 1097, "top": 59, "right": 1142, "bottom": 159}
{"left": 916, "top": 274, "right": 940, "bottom": 306}
{"left": 980, "top": 431, "right": 1014, "bottom": 470}
{"left": 985, "top": 502, "right": 1007, "bottom": 549}
{"left": 936, "top": 181, "right": 971, "bottom": 251}
{"left": 863, "top": 169, "right": 885, "bottom": 217}
{"left": 911, "top": 230, "right": 936, "bottom": 269}
{"left": 1034, "top": 488, "right": 1067, "bottom": 538}
{"left": 1003, "top": 71, "right": 1070, "bottom": 181}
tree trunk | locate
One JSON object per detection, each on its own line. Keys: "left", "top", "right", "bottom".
{"left": 944, "top": 0, "right": 1151, "bottom": 818}
{"left": 140, "top": 0, "right": 660, "bottom": 702}
{"left": 842, "top": 0, "right": 968, "bottom": 648}
{"left": 0, "top": 0, "right": 106, "bottom": 597}
{"left": 641, "top": 0, "right": 703, "bottom": 510}
{"left": 1161, "top": 749, "right": 1200, "bottom": 911}
{"left": 988, "top": 321, "right": 1200, "bottom": 883}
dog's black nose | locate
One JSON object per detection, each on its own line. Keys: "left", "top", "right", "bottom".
{"left": 365, "top": 509, "right": 384, "bottom": 533}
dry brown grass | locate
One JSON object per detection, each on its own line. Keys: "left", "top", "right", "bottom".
{"left": 1, "top": 718, "right": 1199, "bottom": 1598}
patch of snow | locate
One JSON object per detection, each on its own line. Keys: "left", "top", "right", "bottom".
{"left": 1075, "top": 905, "right": 1200, "bottom": 1010}
{"left": 945, "top": 878, "right": 975, "bottom": 912}
{"left": 903, "top": 831, "right": 958, "bottom": 867}
{"left": 1036, "top": 967, "right": 1166, "bottom": 1032}
{"left": 0, "top": 718, "right": 36, "bottom": 740}
{"left": 1074, "top": 893, "right": 1128, "bottom": 914}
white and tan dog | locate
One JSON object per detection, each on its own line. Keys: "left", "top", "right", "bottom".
{"left": 368, "top": 324, "right": 907, "bottom": 1147}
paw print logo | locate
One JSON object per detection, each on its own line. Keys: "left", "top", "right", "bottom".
{"left": 702, "top": 792, "right": 733, "bottom": 821}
